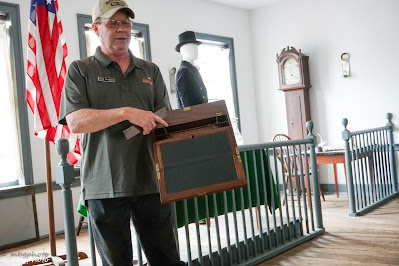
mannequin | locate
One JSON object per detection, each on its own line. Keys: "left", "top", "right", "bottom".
{"left": 175, "top": 31, "right": 208, "bottom": 109}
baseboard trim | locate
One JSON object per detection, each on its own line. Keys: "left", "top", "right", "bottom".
{"left": 0, "top": 178, "right": 81, "bottom": 200}
{"left": 0, "top": 236, "right": 40, "bottom": 251}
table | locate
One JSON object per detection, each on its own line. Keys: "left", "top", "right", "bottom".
{"left": 314, "top": 150, "right": 347, "bottom": 197}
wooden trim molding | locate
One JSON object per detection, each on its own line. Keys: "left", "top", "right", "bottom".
{"left": 0, "top": 178, "right": 81, "bottom": 200}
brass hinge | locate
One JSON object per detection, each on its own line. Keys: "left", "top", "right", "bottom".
{"left": 236, "top": 147, "right": 242, "bottom": 163}
{"left": 216, "top": 112, "right": 223, "bottom": 116}
{"left": 156, "top": 163, "right": 161, "bottom": 180}
{"left": 183, "top": 107, "right": 191, "bottom": 111}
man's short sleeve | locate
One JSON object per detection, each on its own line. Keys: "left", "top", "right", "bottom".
{"left": 59, "top": 61, "right": 90, "bottom": 125}
{"left": 152, "top": 64, "right": 171, "bottom": 112}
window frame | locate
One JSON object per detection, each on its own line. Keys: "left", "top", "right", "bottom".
{"left": 194, "top": 32, "right": 241, "bottom": 131}
{"left": 77, "top": 14, "right": 152, "bottom": 61}
{"left": 0, "top": 2, "right": 33, "bottom": 188}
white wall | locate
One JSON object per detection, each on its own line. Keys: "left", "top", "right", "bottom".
{"left": 251, "top": 0, "right": 399, "bottom": 185}
{"left": 1, "top": 0, "right": 256, "bottom": 246}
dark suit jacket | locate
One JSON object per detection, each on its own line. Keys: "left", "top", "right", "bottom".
{"left": 175, "top": 61, "right": 208, "bottom": 108}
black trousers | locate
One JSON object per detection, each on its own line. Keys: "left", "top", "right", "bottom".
{"left": 87, "top": 193, "right": 185, "bottom": 266}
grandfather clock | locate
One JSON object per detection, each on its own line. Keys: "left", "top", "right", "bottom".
{"left": 276, "top": 46, "right": 311, "bottom": 140}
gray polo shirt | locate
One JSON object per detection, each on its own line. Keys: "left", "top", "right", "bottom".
{"left": 59, "top": 48, "right": 171, "bottom": 200}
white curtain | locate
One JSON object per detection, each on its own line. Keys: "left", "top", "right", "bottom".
{"left": 131, "top": 38, "right": 144, "bottom": 59}
{"left": 85, "top": 30, "right": 100, "bottom": 57}
{"left": 0, "top": 21, "right": 23, "bottom": 184}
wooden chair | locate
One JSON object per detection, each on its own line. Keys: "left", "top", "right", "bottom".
{"left": 76, "top": 216, "right": 87, "bottom": 236}
{"left": 272, "top": 134, "right": 325, "bottom": 206}
{"left": 272, "top": 133, "right": 291, "bottom": 143}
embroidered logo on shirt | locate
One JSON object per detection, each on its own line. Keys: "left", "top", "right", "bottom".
{"left": 142, "top": 77, "right": 153, "bottom": 85}
{"left": 98, "top": 77, "right": 115, "bottom": 83}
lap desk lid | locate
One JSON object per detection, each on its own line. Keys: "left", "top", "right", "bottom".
{"left": 152, "top": 100, "right": 247, "bottom": 203}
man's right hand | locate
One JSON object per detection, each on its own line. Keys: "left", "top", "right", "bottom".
{"left": 123, "top": 107, "right": 168, "bottom": 135}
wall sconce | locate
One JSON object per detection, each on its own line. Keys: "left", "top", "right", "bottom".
{"left": 341, "top": 53, "right": 350, "bottom": 78}
{"left": 169, "top": 67, "right": 176, "bottom": 93}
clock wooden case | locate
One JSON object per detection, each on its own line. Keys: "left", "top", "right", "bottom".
{"left": 276, "top": 46, "right": 312, "bottom": 140}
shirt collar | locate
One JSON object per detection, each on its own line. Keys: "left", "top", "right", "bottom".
{"left": 94, "top": 47, "right": 143, "bottom": 69}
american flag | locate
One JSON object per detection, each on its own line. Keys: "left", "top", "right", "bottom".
{"left": 26, "top": 0, "right": 80, "bottom": 164}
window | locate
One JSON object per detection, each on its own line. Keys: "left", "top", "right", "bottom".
{"left": 195, "top": 33, "right": 242, "bottom": 144}
{"left": 0, "top": 3, "right": 33, "bottom": 188}
{"left": 77, "top": 14, "right": 152, "bottom": 60}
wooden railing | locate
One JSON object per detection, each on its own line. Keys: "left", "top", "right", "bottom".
{"left": 342, "top": 113, "right": 398, "bottom": 216}
{"left": 55, "top": 121, "right": 325, "bottom": 265}
{"left": 168, "top": 121, "right": 324, "bottom": 265}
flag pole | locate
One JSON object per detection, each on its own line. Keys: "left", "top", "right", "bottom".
{"left": 45, "top": 140, "right": 57, "bottom": 256}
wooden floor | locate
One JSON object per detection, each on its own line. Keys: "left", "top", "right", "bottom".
{"left": 1, "top": 194, "right": 398, "bottom": 265}
{"left": 260, "top": 194, "right": 399, "bottom": 266}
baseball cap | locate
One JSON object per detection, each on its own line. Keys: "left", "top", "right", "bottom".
{"left": 92, "top": 0, "right": 135, "bottom": 22}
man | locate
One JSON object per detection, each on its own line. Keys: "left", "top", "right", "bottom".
{"left": 59, "top": 0, "right": 184, "bottom": 265}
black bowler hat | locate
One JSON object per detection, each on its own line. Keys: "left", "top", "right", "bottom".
{"left": 175, "top": 31, "right": 201, "bottom": 52}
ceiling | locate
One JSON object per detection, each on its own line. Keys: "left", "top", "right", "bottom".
{"left": 205, "top": 0, "right": 278, "bottom": 10}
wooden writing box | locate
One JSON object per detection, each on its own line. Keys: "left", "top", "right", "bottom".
{"left": 153, "top": 100, "right": 247, "bottom": 203}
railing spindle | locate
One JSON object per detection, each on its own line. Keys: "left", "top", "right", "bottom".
{"left": 280, "top": 146, "right": 292, "bottom": 242}
{"left": 373, "top": 131, "right": 383, "bottom": 200}
{"left": 364, "top": 133, "right": 375, "bottom": 204}
{"left": 193, "top": 197, "right": 203, "bottom": 264}
{"left": 354, "top": 135, "right": 364, "bottom": 208}
{"left": 377, "top": 131, "right": 387, "bottom": 197}
{"left": 360, "top": 134, "right": 371, "bottom": 206}
{"left": 304, "top": 143, "right": 315, "bottom": 231}
{"left": 261, "top": 149, "right": 273, "bottom": 250}
{"left": 223, "top": 191, "right": 232, "bottom": 265}
{"left": 212, "top": 194, "right": 223, "bottom": 265}
{"left": 252, "top": 150, "right": 265, "bottom": 253}
{"left": 183, "top": 200, "right": 192, "bottom": 265}
{"left": 274, "top": 147, "right": 285, "bottom": 244}
{"left": 246, "top": 151, "right": 258, "bottom": 256}
{"left": 298, "top": 144, "right": 309, "bottom": 234}
{"left": 382, "top": 130, "right": 391, "bottom": 195}
{"left": 285, "top": 144, "right": 297, "bottom": 238}
{"left": 204, "top": 195, "right": 214, "bottom": 266}
{"left": 240, "top": 186, "right": 249, "bottom": 260}
{"left": 230, "top": 190, "right": 241, "bottom": 263}
{"left": 387, "top": 113, "right": 398, "bottom": 193}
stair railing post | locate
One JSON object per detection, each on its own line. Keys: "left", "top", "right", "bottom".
{"left": 54, "top": 138, "right": 79, "bottom": 266}
{"left": 386, "top": 113, "right": 398, "bottom": 193}
{"left": 342, "top": 118, "right": 356, "bottom": 215}
{"left": 306, "top": 121, "right": 323, "bottom": 229}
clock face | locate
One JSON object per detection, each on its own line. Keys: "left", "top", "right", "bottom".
{"left": 282, "top": 58, "right": 301, "bottom": 85}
